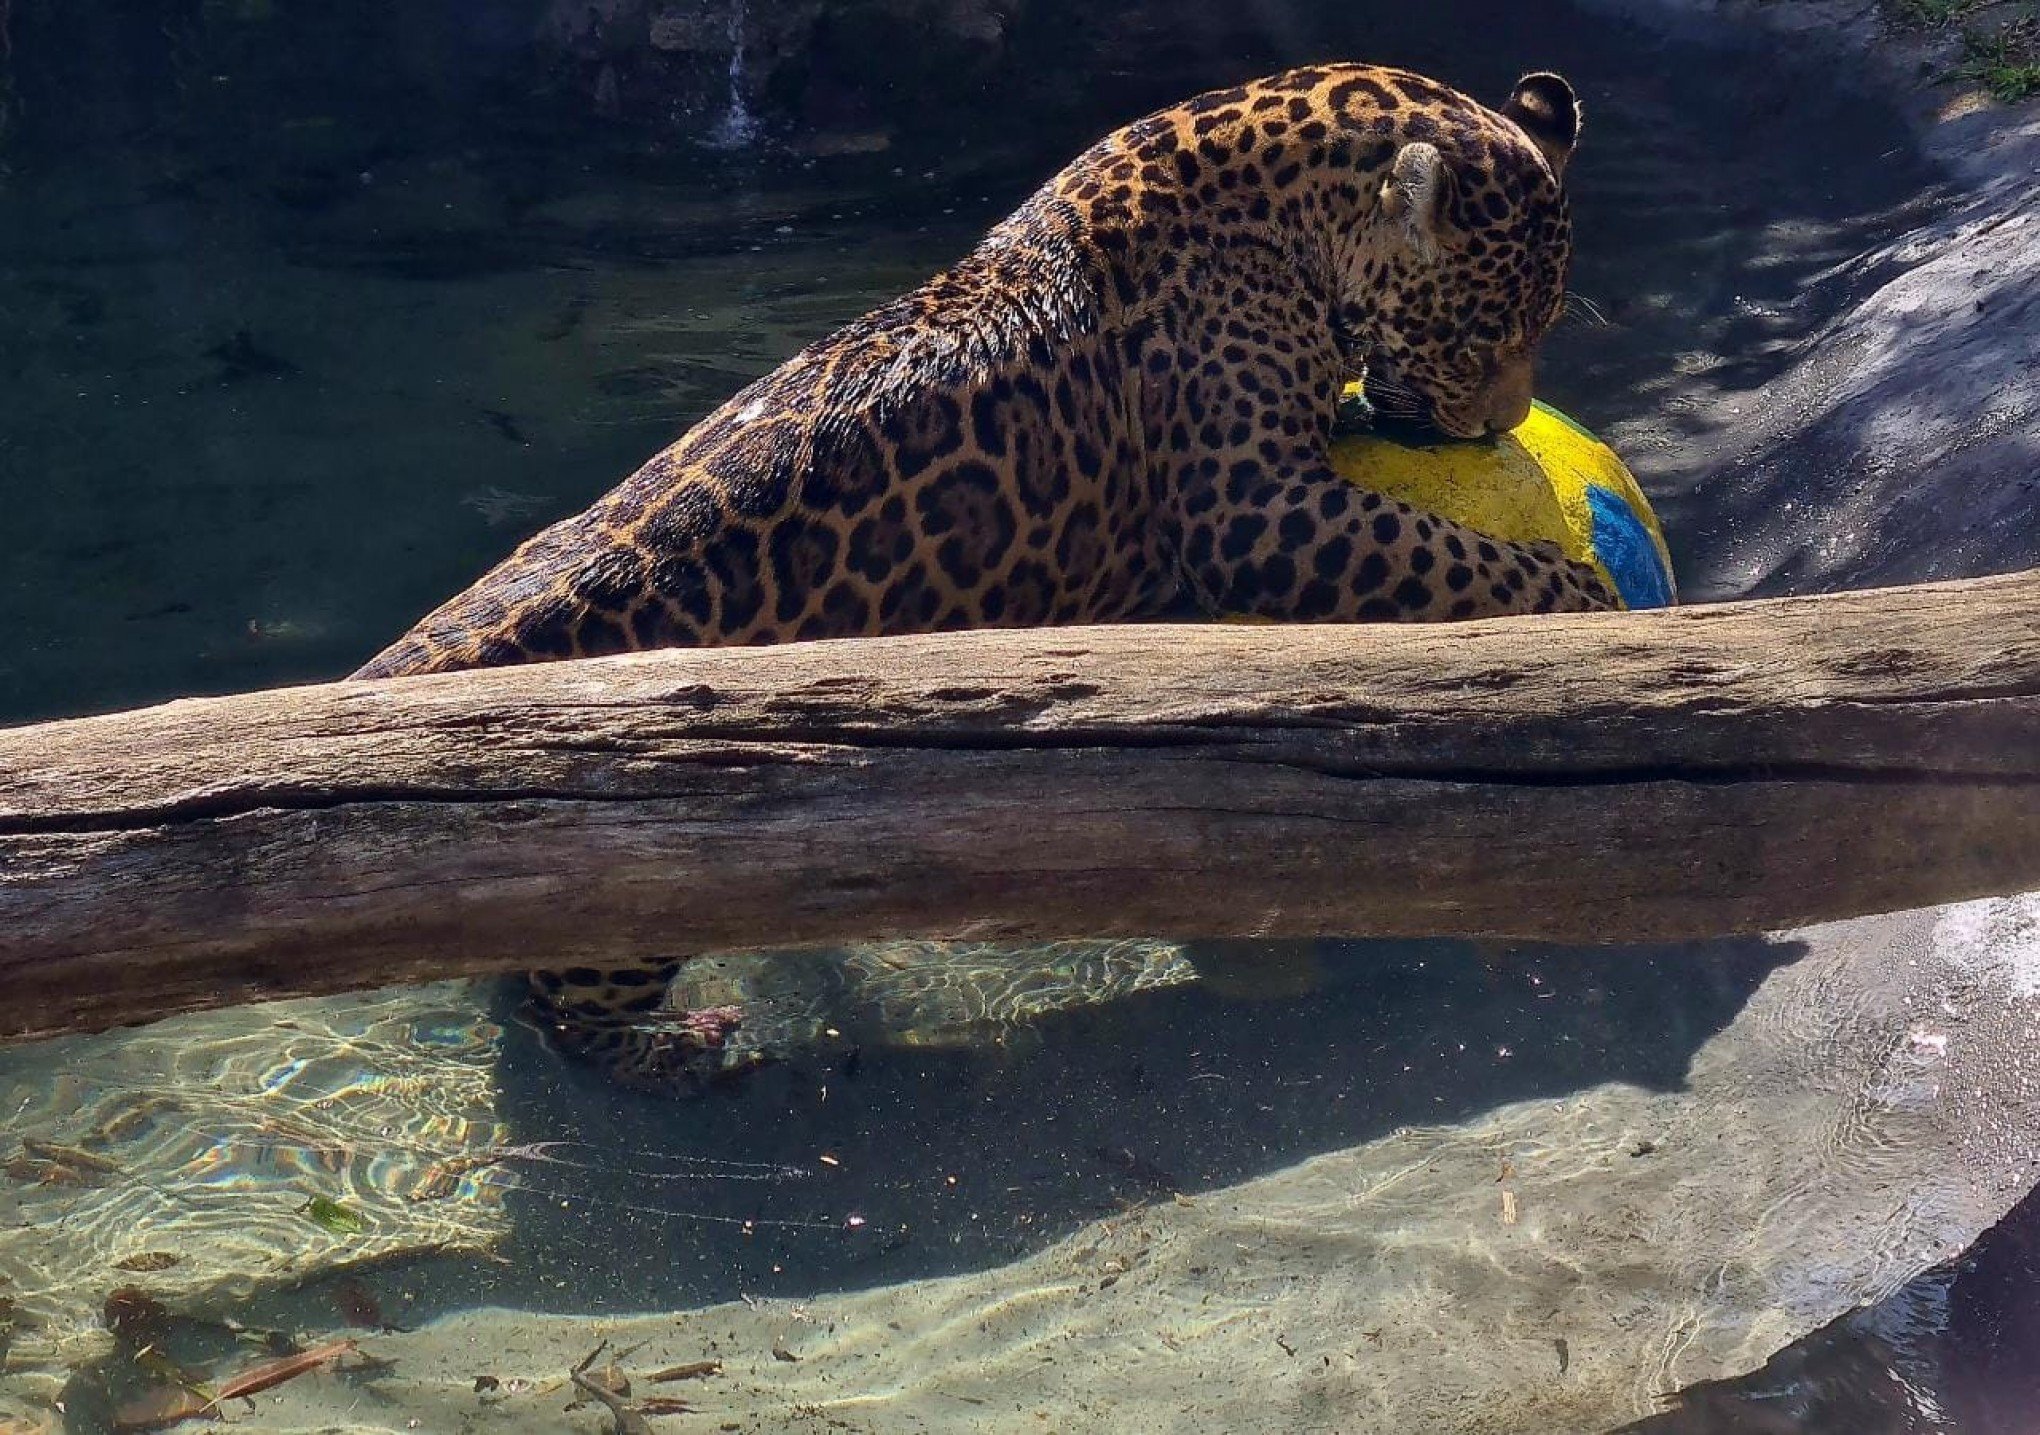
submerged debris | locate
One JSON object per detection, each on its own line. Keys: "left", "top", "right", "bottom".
{"left": 112, "top": 1254, "right": 183, "bottom": 1274}
{"left": 111, "top": 1338, "right": 359, "bottom": 1432}
{"left": 330, "top": 1277, "right": 406, "bottom": 1332}
{"left": 22, "top": 1139, "right": 122, "bottom": 1176}
{"left": 109, "top": 1385, "right": 212, "bottom": 1433}
{"left": 648, "top": 1359, "right": 722, "bottom": 1383}
{"left": 210, "top": 1338, "right": 357, "bottom": 1405}
{"left": 6, "top": 1138, "right": 122, "bottom": 1188}
{"left": 635, "top": 1398, "right": 695, "bottom": 1416}
{"left": 297, "top": 1196, "right": 367, "bottom": 1237}
{"left": 102, "top": 1288, "right": 172, "bottom": 1346}
{"left": 568, "top": 1343, "right": 654, "bottom": 1435}
{"left": 568, "top": 1370, "right": 653, "bottom": 1435}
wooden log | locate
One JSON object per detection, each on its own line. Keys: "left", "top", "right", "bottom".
{"left": 2, "top": 568, "right": 2038, "bottom": 1044}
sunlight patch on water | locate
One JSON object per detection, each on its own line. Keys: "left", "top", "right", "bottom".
{"left": 0, "top": 986, "right": 510, "bottom": 1378}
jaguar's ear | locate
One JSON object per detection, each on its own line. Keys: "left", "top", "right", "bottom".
{"left": 1378, "top": 142, "right": 1446, "bottom": 264}
{"left": 1501, "top": 71, "right": 1581, "bottom": 177}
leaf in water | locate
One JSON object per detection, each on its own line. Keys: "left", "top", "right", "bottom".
{"left": 298, "top": 1197, "right": 367, "bottom": 1237}
{"left": 5, "top": 1154, "right": 110, "bottom": 1188}
{"left": 212, "top": 1338, "right": 356, "bottom": 1404}
{"left": 115, "top": 1253, "right": 183, "bottom": 1273}
{"left": 109, "top": 1383, "right": 211, "bottom": 1433}
{"left": 22, "top": 1139, "right": 122, "bottom": 1176}
{"left": 648, "top": 1360, "right": 721, "bottom": 1383}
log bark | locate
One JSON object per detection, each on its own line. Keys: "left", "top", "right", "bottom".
{"left": 3, "top": 569, "right": 2038, "bottom": 1044}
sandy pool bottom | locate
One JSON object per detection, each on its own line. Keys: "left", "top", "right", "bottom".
{"left": 11, "top": 895, "right": 2033, "bottom": 1434}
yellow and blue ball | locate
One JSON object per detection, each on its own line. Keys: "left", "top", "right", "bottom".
{"left": 1324, "top": 388, "right": 1676, "bottom": 611}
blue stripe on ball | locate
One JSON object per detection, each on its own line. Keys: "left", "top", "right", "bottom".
{"left": 1585, "top": 483, "right": 1675, "bottom": 610}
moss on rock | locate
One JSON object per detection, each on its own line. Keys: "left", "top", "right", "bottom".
{"left": 1886, "top": 0, "right": 2039, "bottom": 101}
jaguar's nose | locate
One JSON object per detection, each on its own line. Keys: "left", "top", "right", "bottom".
{"left": 1486, "top": 393, "right": 1533, "bottom": 436}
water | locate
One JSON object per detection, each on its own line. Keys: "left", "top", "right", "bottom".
{"left": 703, "top": 0, "right": 763, "bottom": 152}
{"left": 0, "top": 0, "right": 1942, "bottom": 724}
{"left": 1, "top": 1, "right": 2028, "bottom": 1430}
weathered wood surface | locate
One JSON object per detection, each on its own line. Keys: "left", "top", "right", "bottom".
{"left": 2, "top": 568, "right": 2038, "bottom": 1043}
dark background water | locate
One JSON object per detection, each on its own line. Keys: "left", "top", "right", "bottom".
{"left": 0, "top": 0, "right": 1940, "bottom": 723}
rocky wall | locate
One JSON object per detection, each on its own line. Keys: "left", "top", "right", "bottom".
{"left": 538, "top": 0, "right": 1030, "bottom": 139}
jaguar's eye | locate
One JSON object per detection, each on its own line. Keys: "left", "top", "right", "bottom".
{"left": 1453, "top": 351, "right": 1495, "bottom": 382}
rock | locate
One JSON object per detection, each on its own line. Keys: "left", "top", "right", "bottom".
{"left": 533, "top": 0, "right": 1029, "bottom": 141}
{"left": 1581, "top": 0, "right": 2040, "bottom": 603}
{"left": 648, "top": 6, "right": 734, "bottom": 54}
{"left": 933, "top": 0, "right": 1011, "bottom": 46}
{"left": 539, "top": 0, "right": 649, "bottom": 57}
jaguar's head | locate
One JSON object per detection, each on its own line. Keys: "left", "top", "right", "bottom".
{"left": 1356, "top": 72, "right": 1581, "bottom": 440}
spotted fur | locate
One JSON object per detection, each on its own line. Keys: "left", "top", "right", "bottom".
{"left": 352, "top": 64, "right": 1618, "bottom": 1086}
